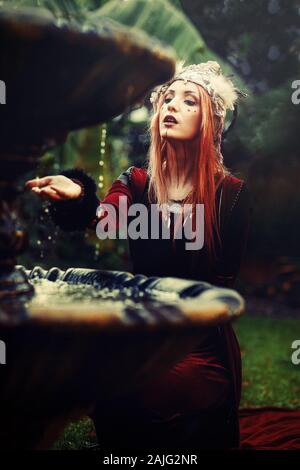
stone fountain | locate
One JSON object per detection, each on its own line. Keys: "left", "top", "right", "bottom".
{"left": 0, "top": 6, "right": 244, "bottom": 450}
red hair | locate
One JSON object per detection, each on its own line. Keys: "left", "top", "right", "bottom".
{"left": 147, "top": 82, "right": 231, "bottom": 259}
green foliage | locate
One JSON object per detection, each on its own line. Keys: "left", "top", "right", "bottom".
{"left": 238, "top": 81, "right": 299, "bottom": 156}
{"left": 2, "top": 0, "right": 109, "bottom": 20}
{"left": 2, "top": 0, "right": 85, "bottom": 22}
{"left": 92, "top": 0, "right": 245, "bottom": 84}
{"left": 93, "top": 0, "right": 205, "bottom": 62}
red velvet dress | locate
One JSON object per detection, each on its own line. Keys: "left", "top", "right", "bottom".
{"left": 50, "top": 166, "right": 251, "bottom": 450}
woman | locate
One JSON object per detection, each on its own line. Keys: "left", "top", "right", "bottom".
{"left": 26, "top": 61, "right": 251, "bottom": 450}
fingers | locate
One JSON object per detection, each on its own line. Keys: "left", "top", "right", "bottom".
{"left": 48, "top": 184, "right": 68, "bottom": 198}
{"left": 32, "top": 186, "right": 63, "bottom": 201}
{"left": 25, "top": 176, "right": 52, "bottom": 189}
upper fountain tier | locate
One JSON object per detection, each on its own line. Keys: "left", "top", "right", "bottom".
{"left": 0, "top": 5, "right": 176, "bottom": 177}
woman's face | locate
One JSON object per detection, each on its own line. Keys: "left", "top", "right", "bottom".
{"left": 159, "top": 80, "right": 201, "bottom": 141}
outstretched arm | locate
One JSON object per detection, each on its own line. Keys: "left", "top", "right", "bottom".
{"left": 26, "top": 167, "right": 142, "bottom": 233}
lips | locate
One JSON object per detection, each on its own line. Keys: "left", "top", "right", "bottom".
{"left": 163, "top": 115, "right": 178, "bottom": 124}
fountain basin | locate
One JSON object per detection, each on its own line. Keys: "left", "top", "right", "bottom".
{"left": 0, "top": 267, "right": 244, "bottom": 449}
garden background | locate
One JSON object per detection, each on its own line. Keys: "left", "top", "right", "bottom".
{"left": 3, "top": 0, "right": 299, "bottom": 448}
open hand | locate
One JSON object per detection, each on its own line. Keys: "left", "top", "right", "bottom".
{"left": 25, "top": 175, "right": 82, "bottom": 201}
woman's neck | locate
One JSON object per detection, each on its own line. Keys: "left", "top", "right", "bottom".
{"left": 164, "top": 138, "right": 197, "bottom": 186}
{"left": 162, "top": 140, "right": 198, "bottom": 201}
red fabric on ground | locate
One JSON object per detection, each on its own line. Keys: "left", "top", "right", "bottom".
{"left": 239, "top": 407, "right": 300, "bottom": 450}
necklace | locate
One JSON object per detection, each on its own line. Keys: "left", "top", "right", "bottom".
{"left": 169, "top": 198, "right": 184, "bottom": 204}
{"left": 167, "top": 200, "right": 184, "bottom": 215}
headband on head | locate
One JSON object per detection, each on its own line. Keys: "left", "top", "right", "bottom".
{"left": 149, "top": 60, "right": 247, "bottom": 162}
{"left": 150, "top": 60, "right": 247, "bottom": 116}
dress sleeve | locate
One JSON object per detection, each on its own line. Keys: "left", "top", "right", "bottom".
{"left": 48, "top": 168, "right": 99, "bottom": 231}
{"left": 49, "top": 167, "right": 136, "bottom": 232}
{"left": 214, "top": 183, "right": 252, "bottom": 288}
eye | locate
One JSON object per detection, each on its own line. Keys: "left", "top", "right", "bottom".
{"left": 163, "top": 96, "right": 196, "bottom": 106}
{"left": 185, "top": 100, "right": 196, "bottom": 106}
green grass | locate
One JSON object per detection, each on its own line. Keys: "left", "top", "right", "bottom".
{"left": 234, "top": 315, "right": 300, "bottom": 408}
{"left": 52, "top": 417, "right": 97, "bottom": 450}
{"left": 53, "top": 314, "right": 300, "bottom": 449}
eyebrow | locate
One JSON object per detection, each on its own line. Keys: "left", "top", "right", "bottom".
{"left": 166, "top": 89, "right": 198, "bottom": 97}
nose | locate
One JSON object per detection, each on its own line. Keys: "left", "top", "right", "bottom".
{"left": 167, "top": 97, "right": 179, "bottom": 112}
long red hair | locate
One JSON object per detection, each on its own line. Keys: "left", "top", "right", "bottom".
{"left": 147, "top": 81, "right": 231, "bottom": 259}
